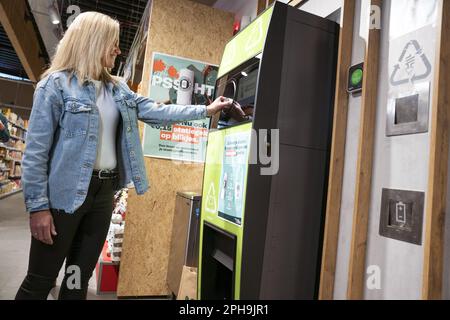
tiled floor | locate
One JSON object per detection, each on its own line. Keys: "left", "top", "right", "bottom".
{"left": 0, "top": 192, "right": 116, "bottom": 300}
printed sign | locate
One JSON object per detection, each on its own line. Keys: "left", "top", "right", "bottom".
{"left": 217, "top": 131, "right": 252, "bottom": 226}
{"left": 389, "top": 25, "right": 434, "bottom": 87}
{"left": 142, "top": 53, "right": 218, "bottom": 162}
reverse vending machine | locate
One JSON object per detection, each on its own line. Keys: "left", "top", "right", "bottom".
{"left": 198, "top": 2, "right": 339, "bottom": 299}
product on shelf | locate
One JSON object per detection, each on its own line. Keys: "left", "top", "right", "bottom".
{"left": 0, "top": 169, "right": 8, "bottom": 181}
{"left": 13, "top": 164, "right": 22, "bottom": 177}
{"left": 105, "top": 189, "right": 128, "bottom": 262}
{"left": 0, "top": 182, "right": 14, "bottom": 195}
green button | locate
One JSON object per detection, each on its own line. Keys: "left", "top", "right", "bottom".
{"left": 351, "top": 69, "right": 363, "bottom": 86}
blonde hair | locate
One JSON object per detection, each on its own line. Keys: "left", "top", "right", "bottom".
{"left": 42, "top": 11, "right": 120, "bottom": 85}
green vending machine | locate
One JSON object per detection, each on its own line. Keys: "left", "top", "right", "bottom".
{"left": 198, "top": 2, "right": 339, "bottom": 300}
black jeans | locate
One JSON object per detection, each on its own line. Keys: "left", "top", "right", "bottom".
{"left": 15, "top": 176, "right": 116, "bottom": 300}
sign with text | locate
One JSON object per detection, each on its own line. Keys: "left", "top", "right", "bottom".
{"left": 217, "top": 130, "right": 251, "bottom": 226}
{"left": 143, "top": 53, "right": 218, "bottom": 162}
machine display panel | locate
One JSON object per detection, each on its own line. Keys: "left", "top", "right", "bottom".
{"left": 216, "top": 59, "right": 259, "bottom": 129}
{"left": 217, "top": 130, "right": 252, "bottom": 225}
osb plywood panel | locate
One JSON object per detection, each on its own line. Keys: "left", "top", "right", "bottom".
{"left": 117, "top": 0, "right": 234, "bottom": 297}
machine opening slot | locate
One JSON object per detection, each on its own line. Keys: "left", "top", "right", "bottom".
{"left": 212, "top": 249, "right": 234, "bottom": 271}
{"left": 200, "top": 222, "right": 236, "bottom": 300}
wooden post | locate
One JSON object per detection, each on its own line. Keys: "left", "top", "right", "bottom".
{"left": 422, "top": 0, "right": 450, "bottom": 300}
{"left": 319, "top": 0, "right": 356, "bottom": 300}
{"left": 257, "top": 0, "right": 267, "bottom": 15}
{"left": 346, "top": 0, "right": 382, "bottom": 300}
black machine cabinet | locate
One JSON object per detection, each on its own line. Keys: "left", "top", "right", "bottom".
{"left": 201, "top": 2, "right": 339, "bottom": 300}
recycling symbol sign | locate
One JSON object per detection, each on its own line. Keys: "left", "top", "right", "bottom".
{"left": 244, "top": 17, "right": 263, "bottom": 53}
{"left": 390, "top": 39, "right": 432, "bottom": 86}
{"left": 205, "top": 182, "right": 217, "bottom": 214}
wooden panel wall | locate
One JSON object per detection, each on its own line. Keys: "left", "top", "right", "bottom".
{"left": 117, "top": 0, "right": 234, "bottom": 297}
{"left": 318, "top": 0, "right": 356, "bottom": 300}
{"left": 422, "top": 0, "right": 450, "bottom": 300}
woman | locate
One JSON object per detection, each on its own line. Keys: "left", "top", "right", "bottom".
{"left": 16, "top": 11, "right": 232, "bottom": 300}
{"left": 0, "top": 112, "right": 10, "bottom": 143}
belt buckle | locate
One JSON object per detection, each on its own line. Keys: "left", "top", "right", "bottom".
{"left": 98, "top": 169, "right": 109, "bottom": 180}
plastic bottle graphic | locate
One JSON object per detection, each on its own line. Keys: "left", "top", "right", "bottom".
{"left": 234, "top": 165, "right": 244, "bottom": 220}
{"left": 176, "top": 68, "right": 194, "bottom": 105}
{"left": 220, "top": 173, "right": 227, "bottom": 200}
{"left": 235, "top": 167, "right": 242, "bottom": 201}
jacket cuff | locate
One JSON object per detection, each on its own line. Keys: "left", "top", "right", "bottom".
{"left": 198, "top": 105, "right": 207, "bottom": 119}
{"left": 25, "top": 198, "right": 50, "bottom": 213}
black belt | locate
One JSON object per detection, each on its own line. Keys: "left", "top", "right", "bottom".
{"left": 92, "top": 169, "right": 119, "bottom": 180}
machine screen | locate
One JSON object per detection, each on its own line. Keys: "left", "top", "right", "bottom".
{"left": 236, "top": 68, "right": 258, "bottom": 107}
{"left": 217, "top": 61, "right": 259, "bottom": 129}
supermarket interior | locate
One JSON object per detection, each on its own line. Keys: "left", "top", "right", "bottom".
{"left": 1, "top": 0, "right": 450, "bottom": 303}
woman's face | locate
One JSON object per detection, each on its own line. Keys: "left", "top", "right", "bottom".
{"left": 104, "top": 40, "right": 121, "bottom": 69}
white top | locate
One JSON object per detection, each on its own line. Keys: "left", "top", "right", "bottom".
{"left": 91, "top": 80, "right": 120, "bottom": 170}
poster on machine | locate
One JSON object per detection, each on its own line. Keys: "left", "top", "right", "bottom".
{"left": 218, "top": 131, "right": 251, "bottom": 226}
{"left": 142, "top": 52, "right": 218, "bottom": 162}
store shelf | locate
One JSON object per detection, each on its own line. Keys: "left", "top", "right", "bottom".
{"left": 0, "top": 144, "right": 22, "bottom": 152}
{"left": 8, "top": 120, "right": 27, "bottom": 132}
{"left": 10, "top": 135, "right": 26, "bottom": 142}
{"left": 3, "top": 158, "right": 22, "bottom": 162}
{"left": 8, "top": 176, "right": 21, "bottom": 179}
{"left": 0, "top": 179, "right": 10, "bottom": 185}
{"left": 0, "top": 167, "right": 10, "bottom": 172}
{"left": 0, "top": 188, "right": 22, "bottom": 200}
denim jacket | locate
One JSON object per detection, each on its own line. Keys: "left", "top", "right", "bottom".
{"left": 22, "top": 71, "right": 207, "bottom": 214}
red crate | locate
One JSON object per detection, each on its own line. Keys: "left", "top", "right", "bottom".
{"left": 95, "top": 242, "right": 120, "bottom": 294}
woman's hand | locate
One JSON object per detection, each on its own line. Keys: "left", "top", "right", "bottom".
{"left": 30, "top": 210, "right": 57, "bottom": 245}
{"left": 206, "top": 96, "right": 233, "bottom": 117}
{"left": 0, "top": 121, "right": 5, "bottom": 131}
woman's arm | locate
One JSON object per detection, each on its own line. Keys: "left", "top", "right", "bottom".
{"left": 122, "top": 82, "right": 232, "bottom": 125}
{"left": 22, "top": 80, "right": 62, "bottom": 213}
{"left": 0, "top": 113, "right": 10, "bottom": 143}
{"left": 133, "top": 92, "right": 208, "bottom": 125}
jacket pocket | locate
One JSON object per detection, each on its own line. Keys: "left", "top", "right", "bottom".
{"left": 61, "top": 101, "right": 92, "bottom": 138}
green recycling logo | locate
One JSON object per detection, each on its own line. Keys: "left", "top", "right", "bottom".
{"left": 244, "top": 17, "right": 263, "bottom": 53}
{"left": 205, "top": 182, "right": 217, "bottom": 214}
{"left": 390, "top": 39, "right": 432, "bottom": 86}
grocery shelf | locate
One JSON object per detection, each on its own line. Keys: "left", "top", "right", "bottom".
{"left": 3, "top": 158, "right": 22, "bottom": 162}
{"left": 0, "top": 144, "right": 23, "bottom": 152}
{"left": 10, "top": 135, "right": 26, "bottom": 142}
{"left": 0, "top": 188, "right": 22, "bottom": 200}
{"left": 8, "top": 120, "right": 27, "bottom": 132}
